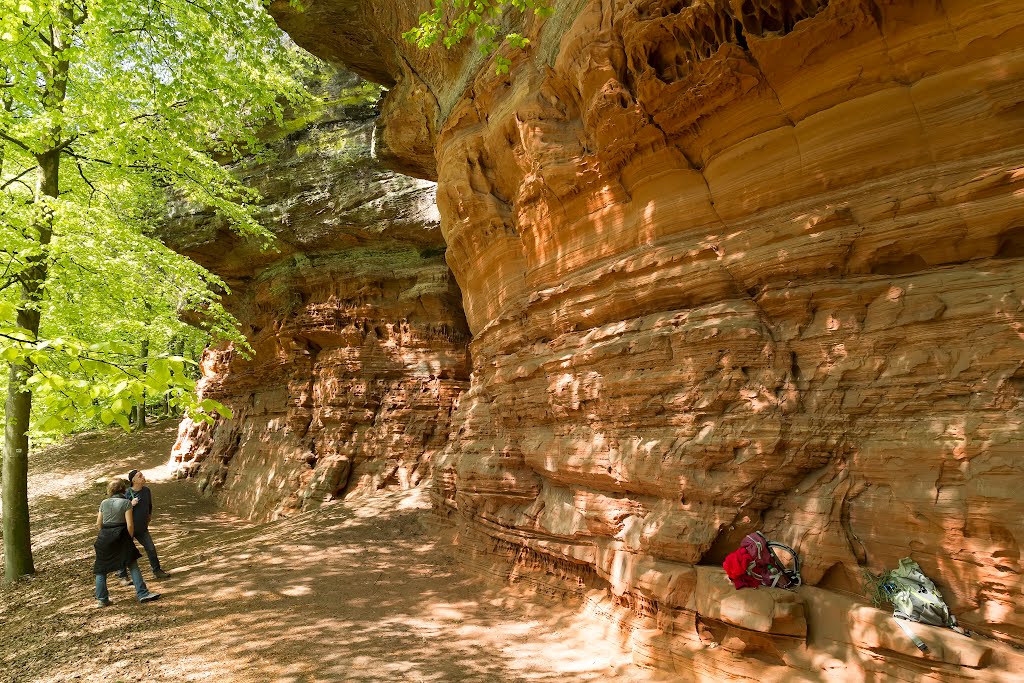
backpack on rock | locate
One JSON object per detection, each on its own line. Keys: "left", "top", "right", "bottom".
{"left": 880, "top": 558, "right": 968, "bottom": 634}
{"left": 723, "top": 531, "right": 802, "bottom": 590}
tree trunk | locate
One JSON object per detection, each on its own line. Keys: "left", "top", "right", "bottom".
{"left": 3, "top": 359, "right": 35, "bottom": 579}
{"left": 134, "top": 337, "right": 149, "bottom": 430}
{"left": 2, "top": 148, "right": 58, "bottom": 582}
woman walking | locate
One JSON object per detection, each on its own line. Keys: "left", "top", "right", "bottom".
{"left": 93, "top": 479, "right": 160, "bottom": 606}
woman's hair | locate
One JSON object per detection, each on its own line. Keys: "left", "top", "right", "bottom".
{"left": 106, "top": 479, "right": 127, "bottom": 497}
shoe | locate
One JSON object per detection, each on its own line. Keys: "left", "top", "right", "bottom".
{"left": 153, "top": 569, "right": 171, "bottom": 579}
{"left": 118, "top": 577, "right": 132, "bottom": 586}
{"left": 95, "top": 598, "right": 112, "bottom": 608}
{"left": 138, "top": 591, "right": 160, "bottom": 603}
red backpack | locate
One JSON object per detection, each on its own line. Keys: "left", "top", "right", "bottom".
{"left": 723, "top": 531, "right": 802, "bottom": 590}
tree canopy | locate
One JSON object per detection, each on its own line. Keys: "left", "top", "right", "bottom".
{"left": 0, "top": 0, "right": 310, "bottom": 581}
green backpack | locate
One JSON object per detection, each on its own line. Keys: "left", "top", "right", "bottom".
{"left": 876, "top": 558, "right": 967, "bottom": 635}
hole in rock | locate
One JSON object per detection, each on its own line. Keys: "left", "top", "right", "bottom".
{"left": 818, "top": 561, "right": 861, "bottom": 594}
{"left": 734, "top": 20, "right": 749, "bottom": 49}
{"left": 696, "top": 615, "right": 727, "bottom": 645}
{"left": 1007, "top": 368, "right": 1024, "bottom": 394}
{"left": 761, "top": 11, "right": 783, "bottom": 33}
{"left": 995, "top": 225, "right": 1024, "bottom": 259}
{"left": 699, "top": 522, "right": 758, "bottom": 565}
{"left": 741, "top": 0, "right": 757, "bottom": 31}
{"left": 666, "top": 0, "right": 687, "bottom": 15}
{"left": 647, "top": 43, "right": 679, "bottom": 84}
{"left": 869, "top": 252, "right": 928, "bottom": 276}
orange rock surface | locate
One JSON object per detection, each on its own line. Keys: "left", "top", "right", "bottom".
{"left": 256, "top": 1, "right": 1024, "bottom": 679}
{"left": 164, "top": 70, "right": 470, "bottom": 520}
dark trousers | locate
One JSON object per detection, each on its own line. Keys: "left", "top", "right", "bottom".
{"left": 118, "top": 528, "right": 161, "bottom": 576}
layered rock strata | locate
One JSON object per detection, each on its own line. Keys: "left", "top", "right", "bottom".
{"left": 266, "top": 0, "right": 1024, "bottom": 679}
{"left": 164, "top": 69, "right": 470, "bottom": 520}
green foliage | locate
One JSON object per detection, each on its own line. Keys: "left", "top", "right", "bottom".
{"left": 0, "top": 224, "right": 236, "bottom": 441}
{"left": 0, "top": 0, "right": 309, "bottom": 442}
{"left": 402, "top": 0, "right": 554, "bottom": 74}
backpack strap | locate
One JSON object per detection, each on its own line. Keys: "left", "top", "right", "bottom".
{"left": 767, "top": 541, "right": 802, "bottom": 587}
{"left": 894, "top": 617, "right": 930, "bottom": 653}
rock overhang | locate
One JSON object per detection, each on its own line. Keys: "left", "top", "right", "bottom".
{"left": 247, "top": 1, "right": 1024, "bottom": 678}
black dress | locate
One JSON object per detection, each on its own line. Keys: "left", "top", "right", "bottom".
{"left": 93, "top": 523, "right": 141, "bottom": 574}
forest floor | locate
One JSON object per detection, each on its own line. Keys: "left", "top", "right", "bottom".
{"left": 0, "top": 421, "right": 661, "bottom": 683}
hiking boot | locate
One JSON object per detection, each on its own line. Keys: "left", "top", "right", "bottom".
{"left": 95, "top": 598, "right": 112, "bottom": 608}
{"left": 138, "top": 591, "right": 160, "bottom": 603}
{"left": 153, "top": 569, "right": 171, "bottom": 579}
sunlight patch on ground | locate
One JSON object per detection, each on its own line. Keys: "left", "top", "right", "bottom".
{"left": 3, "top": 423, "right": 657, "bottom": 683}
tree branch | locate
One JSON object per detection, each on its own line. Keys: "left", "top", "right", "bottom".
{"left": 0, "top": 331, "right": 34, "bottom": 344}
{"left": 0, "top": 130, "right": 30, "bottom": 153}
{"left": 74, "top": 157, "right": 100, "bottom": 204}
{"left": 1, "top": 165, "right": 38, "bottom": 191}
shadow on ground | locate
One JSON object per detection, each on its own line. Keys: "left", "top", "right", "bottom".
{"left": 0, "top": 422, "right": 657, "bottom": 683}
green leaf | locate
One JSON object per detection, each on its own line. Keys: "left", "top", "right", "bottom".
{"left": 199, "top": 398, "right": 217, "bottom": 411}
{"left": 40, "top": 415, "right": 71, "bottom": 432}
{"left": 113, "top": 412, "right": 131, "bottom": 431}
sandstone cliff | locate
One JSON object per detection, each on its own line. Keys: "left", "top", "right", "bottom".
{"left": 250, "top": 1, "right": 1021, "bottom": 678}
{"left": 163, "top": 68, "right": 471, "bottom": 520}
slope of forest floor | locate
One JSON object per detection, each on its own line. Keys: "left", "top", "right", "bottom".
{"left": 0, "top": 422, "right": 659, "bottom": 683}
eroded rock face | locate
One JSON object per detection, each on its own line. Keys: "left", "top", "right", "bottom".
{"left": 266, "top": 1, "right": 1024, "bottom": 678}
{"left": 164, "top": 68, "right": 470, "bottom": 520}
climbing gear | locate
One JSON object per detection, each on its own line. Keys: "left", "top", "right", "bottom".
{"left": 723, "top": 531, "right": 802, "bottom": 589}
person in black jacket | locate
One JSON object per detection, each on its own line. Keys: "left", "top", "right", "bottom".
{"left": 94, "top": 479, "right": 160, "bottom": 606}
{"left": 117, "top": 469, "right": 170, "bottom": 581}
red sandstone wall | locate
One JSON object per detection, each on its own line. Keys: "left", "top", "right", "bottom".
{"left": 164, "top": 71, "right": 471, "bottom": 520}
{"left": 171, "top": 250, "right": 470, "bottom": 520}
{"left": 262, "top": 2, "right": 1024, "bottom": 679}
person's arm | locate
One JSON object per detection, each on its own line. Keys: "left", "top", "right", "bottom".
{"left": 96, "top": 510, "right": 103, "bottom": 530}
{"left": 124, "top": 506, "right": 135, "bottom": 537}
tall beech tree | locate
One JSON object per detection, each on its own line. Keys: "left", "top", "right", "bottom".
{"left": 0, "top": 0, "right": 305, "bottom": 581}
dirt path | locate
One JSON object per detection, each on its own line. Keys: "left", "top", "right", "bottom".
{"left": 1, "top": 422, "right": 660, "bottom": 683}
